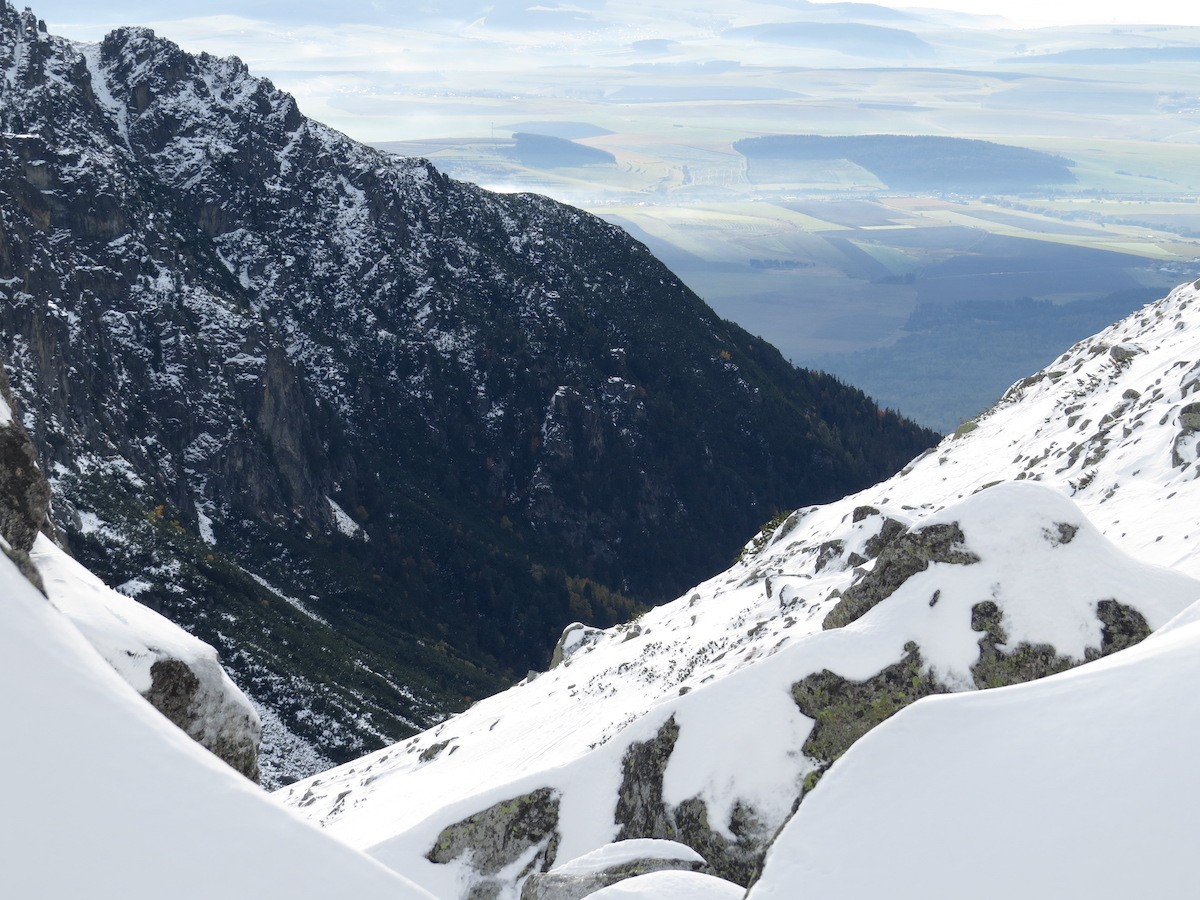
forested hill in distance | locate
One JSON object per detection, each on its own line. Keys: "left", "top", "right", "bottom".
{"left": 734, "top": 134, "right": 1077, "bottom": 193}
{"left": 0, "top": 2, "right": 937, "bottom": 782}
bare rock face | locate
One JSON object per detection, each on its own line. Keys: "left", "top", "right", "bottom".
{"left": 822, "top": 521, "right": 979, "bottom": 630}
{"left": 0, "top": 364, "right": 49, "bottom": 554}
{"left": 613, "top": 717, "right": 768, "bottom": 886}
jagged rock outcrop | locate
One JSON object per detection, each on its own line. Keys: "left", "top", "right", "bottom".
{"left": 612, "top": 718, "right": 772, "bottom": 886}
{"left": 0, "top": 362, "right": 48, "bottom": 570}
{"left": 0, "top": 1, "right": 936, "bottom": 780}
{"left": 822, "top": 521, "right": 979, "bottom": 629}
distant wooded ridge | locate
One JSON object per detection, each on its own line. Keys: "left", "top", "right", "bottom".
{"left": 735, "top": 134, "right": 1077, "bottom": 193}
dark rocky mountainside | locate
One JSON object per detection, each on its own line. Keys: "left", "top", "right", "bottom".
{"left": 0, "top": 3, "right": 936, "bottom": 783}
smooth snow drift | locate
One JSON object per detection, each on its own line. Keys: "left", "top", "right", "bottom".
{"left": 749, "top": 599, "right": 1200, "bottom": 900}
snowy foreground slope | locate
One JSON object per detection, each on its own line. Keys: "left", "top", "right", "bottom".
{"left": 749, "top": 600, "right": 1200, "bottom": 900}
{"left": 279, "top": 281, "right": 1200, "bottom": 899}
{"left": 0, "top": 549, "right": 437, "bottom": 900}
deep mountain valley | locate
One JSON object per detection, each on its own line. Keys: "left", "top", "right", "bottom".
{"left": 0, "top": 2, "right": 935, "bottom": 782}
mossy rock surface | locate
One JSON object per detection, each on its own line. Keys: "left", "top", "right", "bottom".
{"left": 791, "top": 641, "right": 947, "bottom": 765}
{"left": 427, "top": 787, "right": 561, "bottom": 877}
{"left": 613, "top": 717, "right": 767, "bottom": 886}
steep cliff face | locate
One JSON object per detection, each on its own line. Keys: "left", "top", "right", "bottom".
{"left": 0, "top": 3, "right": 936, "bottom": 781}
{"left": 0, "top": 356, "right": 48, "bottom": 588}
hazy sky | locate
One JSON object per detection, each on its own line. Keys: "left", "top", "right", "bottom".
{"left": 909, "top": 1, "right": 1195, "bottom": 27}
{"left": 27, "top": 1, "right": 1200, "bottom": 32}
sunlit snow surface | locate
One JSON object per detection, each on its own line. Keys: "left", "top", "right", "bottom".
{"left": 279, "top": 284, "right": 1200, "bottom": 899}
{"left": 749, "top": 600, "right": 1200, "bottom": 900}
{"left": 0, "top": 551, "right": 436, "bottom": 900}
{"left": 585, "top": 870, "right": 745, "bottom": 899}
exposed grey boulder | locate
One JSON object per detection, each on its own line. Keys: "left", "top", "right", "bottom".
{"left": 613, "top": 717, "right": 768, "bottom": 886}
{"left": 551, "top": 622, "right": 606, "bottom": 669}
{"left": 1110, "top": 343, "right": 1143, "bottom": 363}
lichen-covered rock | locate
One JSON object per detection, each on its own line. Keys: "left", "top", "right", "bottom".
{"left": 613, "top": 716, "right": 768, "bottom": 886}
{"left": 969, "top": 596, "right": 1150, "bottom": 689}
{"left": 615, "top": 717, "right": 680, "bottom": 841}
{"left": 862, "top": 516, "right": 907, "bottom": 559}
{"left": 791, "top": 641, "right": 947, "bottom": 766}
{"left": 427, "top": 786, "right": 561, "bottom": 898}
{"left": 968, "top": 601, "right": 1074, "bottom": 690}
{"left": 823, "top": 522, "right": 979, "bottom": 629}
{"left": 671, "top": 797, "right": 766, "bottom": 888}
{"left": 1093, "top": 598, "right": 1152, "bottom": 656}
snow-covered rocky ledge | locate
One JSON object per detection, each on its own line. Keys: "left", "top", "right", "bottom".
{"left": 31, "top": 534, "right": 263, "bottom": 779}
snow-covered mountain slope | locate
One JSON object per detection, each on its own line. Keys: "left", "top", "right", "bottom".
{"left": 0, "top": 549, "right": 438, "bottom": 900}
{"left": 30, "top": 532, "right": 262, "bottom": 779}
{"left": 278, "top": 280, "right": 1200, "bottom": 899}
{"left": 748, "top": 596, "right": 1200, "bottom": 900}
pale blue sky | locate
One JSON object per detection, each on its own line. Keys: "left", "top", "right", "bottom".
{"left": 27, "top": 1, "right": 1200, "bottom": 31}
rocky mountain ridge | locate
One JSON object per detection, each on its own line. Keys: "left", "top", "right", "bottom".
{"left": 0, "top": 2, "right": 935, "bottom": 783}
{"left": 279, "top": 279, "right": 1200, "bottom": 899}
